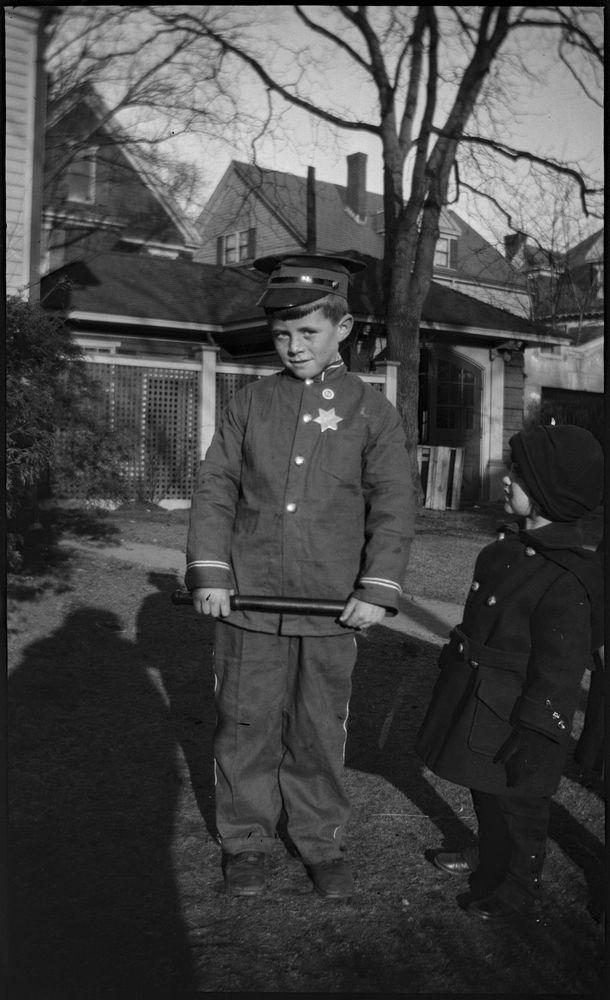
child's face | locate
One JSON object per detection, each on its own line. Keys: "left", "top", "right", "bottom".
{"left": 502, "top": 463, "right": 532, "bottom": 519}
{"left": 270, "top": 307, "right": 352, "bottom": 379}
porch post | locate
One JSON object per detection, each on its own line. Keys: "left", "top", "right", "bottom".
{"left": 375, "top": 360, "right": 399, "bottom": 407}
{"left": 199, "top": 344, "right": 220, "bottom": 460}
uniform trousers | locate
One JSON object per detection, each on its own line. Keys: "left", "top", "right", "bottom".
{"left": 212, "top": 622, "right": 358, "bottom": 864}
{"left": 469, "top": 789, "right": 551, "bottom": 911}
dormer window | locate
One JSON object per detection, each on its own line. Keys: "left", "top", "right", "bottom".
{"left": 66, "top": 147, "right": 97, "bottom": 204}
{"left": 434, "top": 236, "right": 457, "bottom": 270}
{"left": 217, "top": 228, "right": 256, "bottom": 265}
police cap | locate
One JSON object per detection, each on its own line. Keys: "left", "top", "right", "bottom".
{"left": 254, "top": 253, "right": 365, "bottom": 309}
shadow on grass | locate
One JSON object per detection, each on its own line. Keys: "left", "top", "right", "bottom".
{"left": 136, "top": 572, "right": 218, "bottom": 842}
{"left": 347, "top": 628, "right": 478, "bottom": 850}
{"left": 8, "top": 506, "right": 122, "bottom": 583}
{"left": 39, "top": 506, "right": 123, "bottom": 542}
{"left": 8, "top": 604, "right": 195, "bottom": 992}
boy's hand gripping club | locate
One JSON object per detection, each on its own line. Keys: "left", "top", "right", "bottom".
{"left": 171, "top": 590, "right": 346, "bottom": 616}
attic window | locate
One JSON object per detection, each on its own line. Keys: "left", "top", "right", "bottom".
{"left": 434, "top": 236, "right": 457, "bottom": 270}
{"left": 218, "top": 228, "right": 256, "bottom": 265}
{"left": 66, "top": 147, "right": 97, "bottom": 204}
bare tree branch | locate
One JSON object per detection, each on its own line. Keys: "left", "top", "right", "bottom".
{"left": 149, "top": 6, "right": 381, "bottom": 136}
{"left": 459, "top": 134, "right": 602, "bottom": 214}
{"left": 293, "top": 5, "right": 372, "bottom": 75}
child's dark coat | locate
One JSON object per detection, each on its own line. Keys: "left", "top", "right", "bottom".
{"left": 416, "top": 521, "right": 602, "bottom": 797}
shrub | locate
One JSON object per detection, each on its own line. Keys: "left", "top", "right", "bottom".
{"left": 5, "top": 297, "right": 133, "bottom": 567}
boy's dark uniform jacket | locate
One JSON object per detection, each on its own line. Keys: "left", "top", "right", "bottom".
{"left": 186, "top": 361, "right": 414, "bottom": 635}
{"left": 416, "top": 521, "right": 603, "bottom": 796}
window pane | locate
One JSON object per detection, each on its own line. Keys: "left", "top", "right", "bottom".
{"left": 436, "top": 383, "right": 450, "bottom": 405}
{"left": 434, "top": 237, "right": 449, "bottom": 268}
{"left": 436, "top": 407, "right": 459, "bottom": 429}
{"left": 437, "top": 359, "right": 454, "bottom": 381}
{"left": 67, "top": 151, "right": 95, "bottom": 203}
{"left": 238, "top": 230, "right": 249, "bottom": 260}
{"left": 224, "top": 233, "right": 236, "bottom": 264}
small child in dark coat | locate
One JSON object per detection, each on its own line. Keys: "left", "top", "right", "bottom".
{"left": 416, "top": 424, "right": 604, "bottom": 922}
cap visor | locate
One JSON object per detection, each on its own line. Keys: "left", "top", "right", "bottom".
{"left": 257, "top": 287, "right": 345, "bottom": 309}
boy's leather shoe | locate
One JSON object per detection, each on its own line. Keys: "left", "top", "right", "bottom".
{"left": 307, "top": 858, "right": 354, "bottom": 899}
{"left": 457, "top": 890, "right": 543, "bottom": 923}
{"left": 222, "top": 851, "right": 266, "bottom": 896}
{"left": 425, "top": 849, "right": 472, "bottom": 876}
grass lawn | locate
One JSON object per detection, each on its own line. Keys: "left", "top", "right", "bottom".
{"left": 6, "top": 503, "right": 606, "bottom": 993}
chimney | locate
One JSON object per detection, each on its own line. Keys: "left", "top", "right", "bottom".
{"left": 504, "top": 232, "right": 527, "bottom": 264}
{"left": 346, "top": 152, "right": 367, "bottom": 222}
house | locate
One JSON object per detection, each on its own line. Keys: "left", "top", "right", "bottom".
{"left": 194, "top": 154, "right": 531, "bottom": 317}
{"left": 41, "top": 84, "right": 200, "bottom": 277}
{"left": 505, "top": 229, "right": 604, "bottom": 445}
{"left": 4, "top": 5, "right": 54, "bottom": 301}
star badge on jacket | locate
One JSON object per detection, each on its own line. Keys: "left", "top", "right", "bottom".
{"left": 313, "top": 408, "right": 343, "bottom": 432}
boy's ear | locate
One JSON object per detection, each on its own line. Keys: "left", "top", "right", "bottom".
{"left": 336, "top": 313, "right": 354, "bottom": 343}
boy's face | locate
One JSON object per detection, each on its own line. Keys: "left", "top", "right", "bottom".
{"left": 502, "top": 462, "right": 532, "bottom": 519}
{"left": 269, "top": 306, "right": 353, "bottom": 380}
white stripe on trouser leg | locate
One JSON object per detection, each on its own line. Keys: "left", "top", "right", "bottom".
{"left": 342, "top": 698, "right": 350, "bottom": 765}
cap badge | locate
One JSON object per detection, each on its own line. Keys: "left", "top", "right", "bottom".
{"left": 313, "top": 408, "right": 343, "bottom": 433}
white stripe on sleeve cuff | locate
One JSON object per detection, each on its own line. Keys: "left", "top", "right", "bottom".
{"left": 359, "top": 577, "right": 402, "bottom": 593}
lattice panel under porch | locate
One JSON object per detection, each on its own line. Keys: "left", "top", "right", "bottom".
{"left": 81, "top": 362, "right": 198, "bottom": 501}
{"left": 215, "top": 371, "right": 264, "bottom": 422}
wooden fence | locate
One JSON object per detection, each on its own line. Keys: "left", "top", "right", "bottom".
{"left": 417, "top": 445, "right": 464, "bottom": 511}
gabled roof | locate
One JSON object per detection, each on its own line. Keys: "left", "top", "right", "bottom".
{"left": 40, "top": 249, "right": 546, "bottom": 351}
{"left": 41, "top": 253, "right": 264, "bottom": 329}
{"left": 46, "top": 83, "right": 200, "bottom": 249}
{"left": 564, "top": 227, "right": 603, "bottom": 267}
{"left": 445, "top": 211, "right": 527, "bottom": 289}
{"left": 522, "top": 227, "right": 603, "bottom": 273}
{"left": 231, "top": 161, "right": 384, "bottom": 258}
{"left": 521, "top": 227, "right": 604, "bottom": 326}
{"left": 343, "top": 251, "right": 540, "bottom": 339}
{"left": 218, "top": 160, "right": 525, "bottom": 291}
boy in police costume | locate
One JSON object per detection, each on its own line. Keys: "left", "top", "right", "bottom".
{"left": 185, "top": 253, "right": 414, "bottom": 898}
{"left": 416, "top": 424, "right": 604, "bottom": 922}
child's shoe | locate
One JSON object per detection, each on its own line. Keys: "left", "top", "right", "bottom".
{"left": 425, "top": 848, "right": 473, "bottom": 875}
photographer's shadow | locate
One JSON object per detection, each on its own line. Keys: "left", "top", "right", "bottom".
{"left": 136, "top": 572, "right": 218, "bottom": 841}
{"left": 8, "top": 605, "right": 194, "bottom": 991}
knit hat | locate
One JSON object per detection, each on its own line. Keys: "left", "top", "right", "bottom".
{"left": 509, "top": 424, "right": 604, "bottom": 522}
